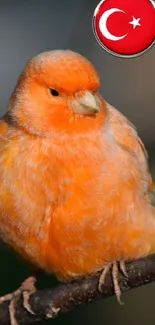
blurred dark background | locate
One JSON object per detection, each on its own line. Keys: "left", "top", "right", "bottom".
{"left": 0, "top": 0, "right": 155, "bottom": 324}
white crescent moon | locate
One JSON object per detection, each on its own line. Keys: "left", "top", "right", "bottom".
{"left": 99, "top": 8, "right": 128, "bottom": 41}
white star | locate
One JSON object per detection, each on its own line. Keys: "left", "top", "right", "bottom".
{"left": 129, "top": 17, "right": 141, "bottom": 29}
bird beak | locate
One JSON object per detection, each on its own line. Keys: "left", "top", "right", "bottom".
{"left": 71, "top": 90, "right": 100, "bottom": 115}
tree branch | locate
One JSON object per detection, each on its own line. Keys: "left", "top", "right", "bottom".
{"left": 1, "top": 254, "right": 155, "bottom": 325}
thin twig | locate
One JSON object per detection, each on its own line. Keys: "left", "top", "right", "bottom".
{"left": 1, "top": 254, "right": 155, "bottom": 325}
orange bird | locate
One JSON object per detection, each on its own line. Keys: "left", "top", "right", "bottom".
{"left": 0, "top": 50, "right": 155, "bottom": 320}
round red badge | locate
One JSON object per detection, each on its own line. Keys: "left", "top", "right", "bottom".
{"left": 93, "top": 0, "right": 155, "bottom": 58}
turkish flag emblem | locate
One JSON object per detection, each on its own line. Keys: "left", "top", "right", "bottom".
{"left": 93, "top": 0, "right": 155, "bottom": 58}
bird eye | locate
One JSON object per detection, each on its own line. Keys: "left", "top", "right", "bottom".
{"left": 50, "top": 89, "right": 59, "bottom": 96}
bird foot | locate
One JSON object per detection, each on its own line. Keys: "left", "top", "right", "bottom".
{"left": 98, "top": 260, "right": 128, "bottom": 304}
{"left": 0, "top": 276, "right": 37, "bottom": 325}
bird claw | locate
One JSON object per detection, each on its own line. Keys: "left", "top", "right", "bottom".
{"left": 9, "top": 299, "right": 19, "bottom": 325}
{"left": 98, "top": 260, "right": 128, "bottom": 304}
{"left": 119, "top": 260, "right": 128, "bottom": 278}
{"left": 98, "top": 263, "right": 112, "bottom": 292}
{"left": 0, "top": 276, "right": 37, "bottom": 325}
{"left": 23, "top": 291, "right": 36, "bottom": 315}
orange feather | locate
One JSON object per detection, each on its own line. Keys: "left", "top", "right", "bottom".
{"left": 0, "top": 50, "right": 155, "bottom": 282}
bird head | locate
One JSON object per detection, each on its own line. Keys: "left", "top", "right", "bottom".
{"left": 9, "top": 50, "right": 107, "bottom": 136}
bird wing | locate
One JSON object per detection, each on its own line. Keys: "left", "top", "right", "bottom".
{"left": 107, "top": 102, "right": 155, "bottom": 204}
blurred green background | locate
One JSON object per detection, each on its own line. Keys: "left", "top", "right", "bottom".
{"left": 0, "top": 0, "right": 155, "bottom": 324}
